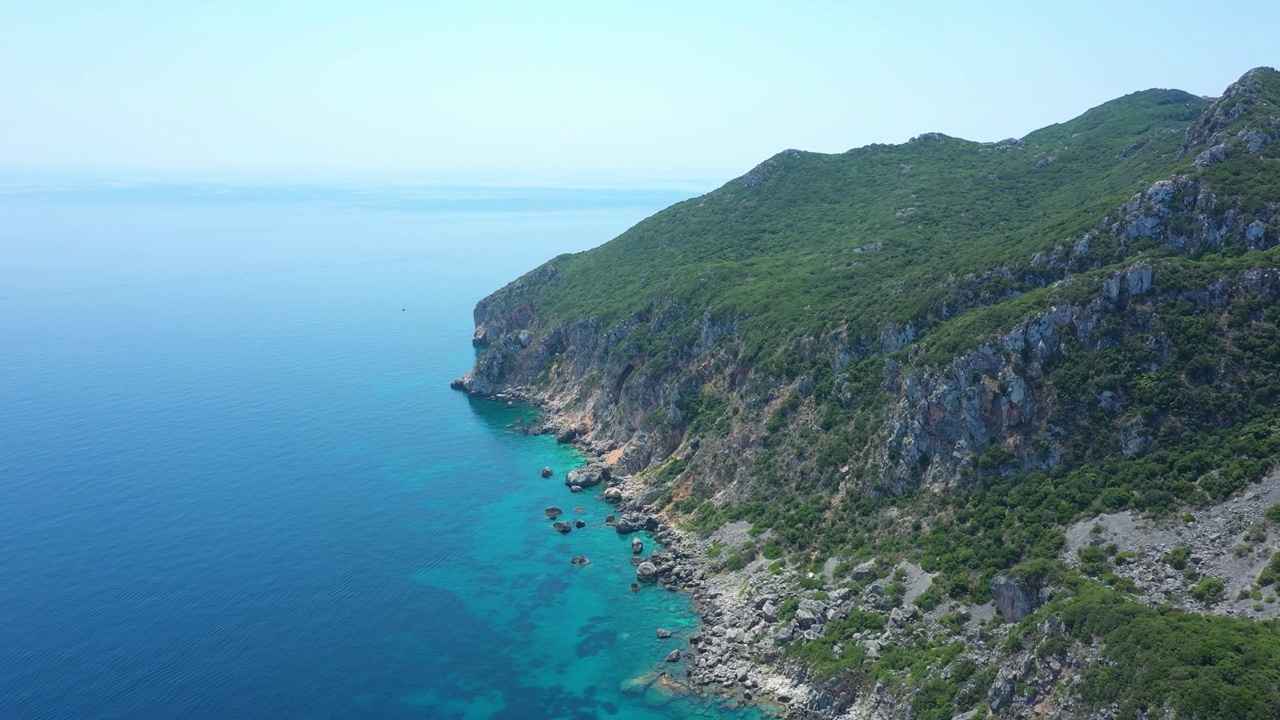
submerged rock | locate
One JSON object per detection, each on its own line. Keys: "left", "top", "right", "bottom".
{"left": 540, "top": 466, "right": 553, "bottom": 478}
{"left": 545, "top": 506, "right": 562, "bottom": 520}
{"left": 552, "top": 521, "right": 572, "bottom": 534}
{"left": 570, "top": 555, "right": 589, "bottom": 565}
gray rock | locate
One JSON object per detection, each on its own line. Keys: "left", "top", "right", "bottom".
{"left": 637, "top": 562, "right": 658, "bottom": 583}
{"left": 795, "top": 608, "right": 818, "bottom": 629}
{"left": 991, "top": 575, "right": 1039, "bottom": 622}
{"left": 603, "top": 487, "right": 623, "bottom": 503}
{"left": 666, "top": 649, "right": 681, "bottom": 663}
{"left": 656, "top": 628, "right": 672, "bottom": 639}
{"left": 987, "top": 666, "right": 1019, "bottom": 711}
{"left": 565, "top": 462, "right": 610, "bottom": 489}
{"left": 540, "top": 466, "right": 553, "bottom": 478}
{"left": 851, "top": 559, "right": 878, "bottom": 582}
{"left": 798, "top": 598, "right": 827, "bottom": 621}
{"left": 632, "top": 537, "right": 644, "bottom": 554}
{"left": 760, "top": 602, "right": 778, "bottom": 623}
{"left": 545, "top": 506, "right": 562, "bottom": 520}
{"left": 552, "top": 521, "right": 572, "bottom": 534}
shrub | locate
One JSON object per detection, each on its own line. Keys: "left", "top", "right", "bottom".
{"left": 1162, "top": 546, "right": 1192, "bottom": 570}
{"left": 1190, "top": 576, "right": 1225, "bottom": 604}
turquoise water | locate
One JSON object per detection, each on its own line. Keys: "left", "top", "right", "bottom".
{"left": 0, "top": 185, "right": 770, "bottom": 719}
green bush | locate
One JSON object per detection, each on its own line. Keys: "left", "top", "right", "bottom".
{"left": 1265, "top": 503, "right": 1280, "bottom": 525}
{"left": 1190, "top": 576, "right": 1225, "bottom": 604}
{"left": 1063, "top": 582, "right": 1280, "bottom": 719}
{"left": 1163, "top": 546, "right": 1192, "bottom": 570}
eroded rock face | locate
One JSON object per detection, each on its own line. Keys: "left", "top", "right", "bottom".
{"left": 991, "top": 576, "right": 1039, "bottom": 623}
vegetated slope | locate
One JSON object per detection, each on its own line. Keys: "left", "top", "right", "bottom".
{"left": 458, "top": 67, "right": 1280, "bottom": 718}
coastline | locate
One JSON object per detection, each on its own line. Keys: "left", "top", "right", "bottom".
{"left": 466, "top": 383, "right": 819, "bottom": 718}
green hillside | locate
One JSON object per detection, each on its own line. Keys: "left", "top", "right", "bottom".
{"left": 462, "top": 67, "right": 1280, "bottom": 718}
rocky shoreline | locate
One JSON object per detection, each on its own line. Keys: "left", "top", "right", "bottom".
{"left": 462, "top": 383, "right": 1280, "bottom": 720}
{"left": 466, "top": 384, "right": 812, "bottom": 717}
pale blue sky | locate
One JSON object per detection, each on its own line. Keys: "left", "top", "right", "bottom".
{"left": 2, "top": 0, "right": 1276, "bottom": 186}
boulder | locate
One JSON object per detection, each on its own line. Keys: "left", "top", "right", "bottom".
{"left": 665, "top": 650, "right": 680, "bottom": 663}
{"left": 656, "top": 628, "right": 672, "bottom": 639}
{"left": 540, "top": 466, "right": 553, "bottom": 478}
{"left": 552, "top": 521, "right": 572, "bottom": 534}
{"left": 760, "top": 603, "right": 778, "bottom": 623}
{"left": 614, "top": 512, "right": 649, "bottom": 534}
{"left": 573, "top": 519, "right": 586, "bottom": 528}
{"left": 796, "top": 608, "right": 818, "bottom": 630}
{"left": 603, "top": 487, "right": 623, "bottom": 503}
{"left": 545, "top": 506, "right": 563, "bottom": 520}
{"left": 569, "top": 486, "right": 583, "bottom": 493}
{"left": 637, "top": 562, "right": 659, "bottom": 583}
{"left": 629, "top": 583, "right": 641, "bottom": 592}
{"left": 631, "top": 537, "right": 644, "bottom": 554}
{"left": 565, "top": 462, "right": 610, "bottom": 489}
{"left": 851, "top": 559, "right": 878, "bottom": 582}
{"left": 570, "top": 556, "right": 589, "bottom": 565}
{"left": 798, "top": 599, "right": 827, "bottom": 620}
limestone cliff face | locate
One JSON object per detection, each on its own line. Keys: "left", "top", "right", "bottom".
{"left": 457, "top": 153, "right": 1280, "bottom": 501}
{"left": 455, "top": 67, "right": 1280, "bottom": 503}
{"left": 457, "top": 285, "right": 740, "bottom": 475}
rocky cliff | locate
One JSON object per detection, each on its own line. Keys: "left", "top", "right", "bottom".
{"left": 455, "top": 67, "right": 1280, "bottom": 719}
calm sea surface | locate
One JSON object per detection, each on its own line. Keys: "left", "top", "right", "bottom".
{"left": 0, "top": 183, "right": 769, "bottom": 719}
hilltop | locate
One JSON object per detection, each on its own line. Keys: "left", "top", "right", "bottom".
{"left": 457, "top": 67, "right": 1280, "bottom": 719}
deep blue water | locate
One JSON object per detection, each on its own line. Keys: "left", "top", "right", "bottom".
{"left": 0, "top": 185, "right": 768, "bottom": 719}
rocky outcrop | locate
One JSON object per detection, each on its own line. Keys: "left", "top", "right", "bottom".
{"left": 991, "top": 576, "right": 1040, "bottom": 623}
{"left": 565, "top": 462, "right": 610, "bottom": 489}
{"left": 636, "top": 561, "right": 658, "bottom": 583}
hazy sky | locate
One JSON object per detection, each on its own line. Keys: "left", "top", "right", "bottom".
{"left": 2, "top": 1, "right": 1277, "bottom": 185}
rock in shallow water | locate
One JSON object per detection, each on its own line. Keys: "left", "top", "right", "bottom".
{"left": 552, "top": 521, "right": 572, "bottom": 534}
{"left": 565, "top": 462, "right": 610, "bottom": 489}
{"left": 637, "top": 562, "right": 658, "bottom": 582}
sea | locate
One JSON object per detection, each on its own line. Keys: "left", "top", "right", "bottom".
{"left": 0, "top": 181, "right": 773, "bottom": 719}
